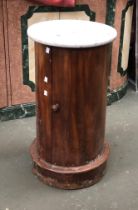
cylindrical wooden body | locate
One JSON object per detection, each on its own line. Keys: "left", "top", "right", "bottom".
{"left": 30, "top": 42, "right": 110, "bottom": 189}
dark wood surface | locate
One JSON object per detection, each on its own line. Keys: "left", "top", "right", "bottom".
{"left": 31, "top": 42, "right": 111, "bottom": 189}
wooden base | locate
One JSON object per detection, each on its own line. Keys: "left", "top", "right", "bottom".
{"left": 30, "top": 140, "right": 110, "bottom": 189}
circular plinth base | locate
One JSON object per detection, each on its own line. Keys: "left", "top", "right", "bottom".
{"left": 30, "top": 140, "right": 110, "bottom": 189}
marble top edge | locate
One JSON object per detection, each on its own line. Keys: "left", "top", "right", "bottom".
{"left": 27, "top": 20, "right": 117, "bottom": 48}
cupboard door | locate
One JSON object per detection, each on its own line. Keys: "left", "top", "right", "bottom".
{"left": 51, "top": 47, "right": 108, "bottom": 167}
{"left": 0, "top": 1, "right": 8, "bottom": 108}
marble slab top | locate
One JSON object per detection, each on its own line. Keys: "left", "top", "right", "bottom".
{"left": 27, "top": 20, "right": 117, "bottom": 48}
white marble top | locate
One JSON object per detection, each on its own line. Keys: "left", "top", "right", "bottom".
{"left": 27, "top": 20, "right": 117, "bottom": 48}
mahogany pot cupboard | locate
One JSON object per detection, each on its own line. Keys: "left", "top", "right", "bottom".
{"left": 28, "top": 20, "right": 117, "bottom": 189}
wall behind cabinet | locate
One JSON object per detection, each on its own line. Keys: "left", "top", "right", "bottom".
{"left": 4, "top": 0, "right": 35, "bottom": 105}
{"left": 0, "top": 0, "right": 132, "bottom": 120}
{"left": 0, "top": 1, "right": 8, "bottom": 108}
